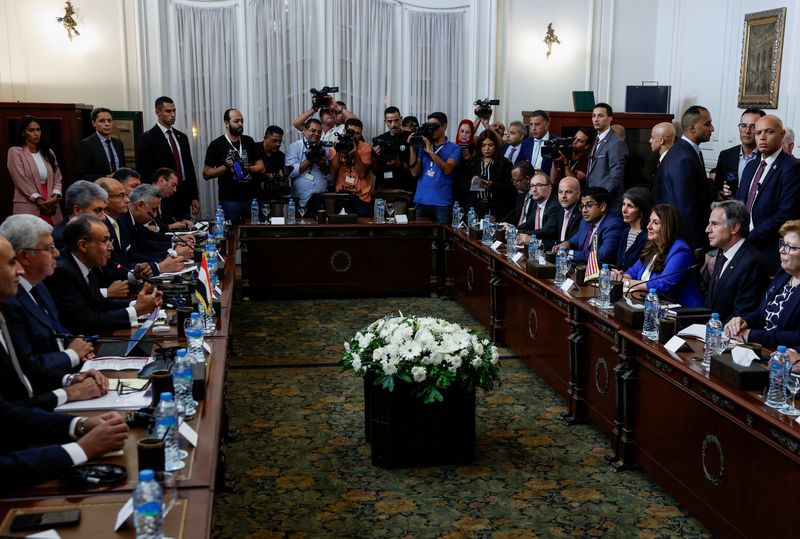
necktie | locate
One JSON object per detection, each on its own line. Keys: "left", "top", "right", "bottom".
{"left": 745, "top": 159, "right": 767, "bottom": 211}
{"left": 698, "top": 150, "right": 706, "bottom": 171}
{"left": 166, "top": 130, "right": 184, "bottom": 180}
{"left": 0, "top": 312, "right": 34, "bottom": 397}
{"left": 518, "top": 195, "right": 530, "bottom": 226}
{"left": 86, "top": 269, "right": 105, "bottom": 305}
{"left": 582, "top": 223, "right": 595, "bottom": 251}
{"left": 534, "top": 204, "right": 542, "bottom": 230}
{"left": 112, "top": 219, "right": 121, "bottom": 246}
{"left": 711, "top": 253, "right": 727, "bottom": 282}
{"left": 561, "top": 210, "right": 570, "bottom": 241}
{"left": 105, "top": 139, "right": 116, "bottom": 172}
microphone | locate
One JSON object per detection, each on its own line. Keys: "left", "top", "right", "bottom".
{"left": 625, "top": 263, "right": 701, "bottom": 298}
{"left": 115, "top": 263, "right": 159, "bottom": 286}
{"left": 152, "top": 216, "right": 197, "bottom": 249}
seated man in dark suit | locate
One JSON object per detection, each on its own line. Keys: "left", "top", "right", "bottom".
{"left": 0, "top": 234, "right": 107, "bottom": 412}
{"left": 152, "top": 168, "right": 194, "bottom": 231}
{"left": 518, "top": 170, "right": 560, "bottom": 236}
{"left": 508, "top": 160, "right": 534, "bottom": 226}
{"left": 112, "top": 167, "right": 142, "bottom": 195}
{"left": 733, "top": 115, "right": 800, "bottom": 274}
{"left": 555, "top": 186, "right": 625, "bottom": 265}
{"left": 702, "top": 200, "right": 767, "bottom": 322}
{"left": 74, "top": 107, "right": 126, "bottom": 181}
{"left": 44, "top": 215, "right": 162, "bottom": 335}
{"left": 0, "top": 215, "right": 94, "bottom": 373}
{"left": 537, "top": 176, "right": 583, "bottom": 250}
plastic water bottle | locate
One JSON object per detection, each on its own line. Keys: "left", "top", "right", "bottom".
{"left": 451, "top": 202, "right": 461, "bottom": 227}
{"left": 172, "top": 349, "right": 195, "bottom": 418}
{"left": 250, "top": 198, "right": 260, "bottom": 224}
{"left": 766, "top": 345, "right": 789, "bottom": 409}
{"left": 206, "top": 245, "right": 218, "bottom": 279}
{"left": 134, "top": 469, "right": 163, "bottom": 539}
{"left": 202, "top": 304, "right": 216, "bottom": 336}
{"left": 555, "top": 246, "right": 567, "bottom": 285}
{"left": 185, "top": 313, "right": 205, "bottom": 364}
{"left": 467, "top": 207, "right": 477, "bottom": 229}
{"left": 642, "top": 288, "right": 660, "bottom": 341}
{"left": 481, "top": 215, "right": 492, "bottom": 245}
{"left": 287, "top": 199, "right": 296, "bottom": 224}
{"left": 375, "top": 198, "right": 386, "bottom": 224}
{"left": 598, "top": 264, "right": 612, "bottom": 309}
{"left": 506, "top": 225, "right": 517, "bottom": 259}
{"left": 155, "top": 393, "right": 184, "bottom": 471}
{"left": 702, "top": 313, "right": 724, "bottom": 369}
{"left": 535, "top": 237, "right": 544, "bottom": 263}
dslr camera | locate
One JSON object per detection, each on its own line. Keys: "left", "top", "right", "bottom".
{"left": 372, "top": 133, "right": 409, "bottom": 163}
{"left": 306, "top": 140, "right": 334, "bottom": 163}
{"left": 227, "top": 150, "right": 247, "bottom": 179}
{"left": 474, "top": 98, "right": 500, "bottom": 120}
{"left": 334, "top": 128, "right": 357, "bottom": 154}
{"left": 409, "top": 122, "right": 439, "bottom": 146}
{"left": 540, "top": 137, "right": 575, "bottom": 160}
{"left": 310, "top": 86, "right": 339, "bottom": 111}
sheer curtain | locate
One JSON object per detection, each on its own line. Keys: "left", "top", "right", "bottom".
{"left": 167, "top": 0, "right": 239, "bottom": 216}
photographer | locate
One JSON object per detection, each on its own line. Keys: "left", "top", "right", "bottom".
{"left": 286, "top": 118, "right": 331, "bottom": 207}
{"left": 331, "top": 119, "right": 373, "bottom": 216}
{"left": 372, "top": 106, "right": 416, "bottom": 193}
{"left": 202, "top": 108, "right": 265, "bottom": 225}
{"left": 550, "top": 127, "right": 593, "bottom": 186}
{"left": 291, "top": 87, "right": 358, "bottom": 143}
{"left": 254, "top": 125, "right": 289, "bottom": 203}
{"left": 408, "top": 112, "right": 461, "bottom": 224}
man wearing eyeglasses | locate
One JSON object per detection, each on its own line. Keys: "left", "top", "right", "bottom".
{"left": 555, "top": 186, "right": 624, "bottom": 265}
{"left": 518, "top": 170, "right": 560, "bottom": 237}
{"left": 44, "top": 215, "right": 162, "bottom": 335}
{"left": 716, "top": 108, "right": 765, "bottom": 197}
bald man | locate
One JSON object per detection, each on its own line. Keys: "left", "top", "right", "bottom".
{"left": 734, "top": 114, "right": 800, "bottom": 273}
{"left": 649, "top": 122, "right": 675, "bottom": 160}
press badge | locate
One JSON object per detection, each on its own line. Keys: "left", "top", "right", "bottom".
{"left": 384, "top": 171, "right": 393, "bottom": 179}
{"left": 304, "top": 173, "right": 315, "bottom": 182}
{"left": 345, "top": 176, "right": 356, "bottom": 184}
{"left": 426, "top": 169, "right": 435, "bottom": 177}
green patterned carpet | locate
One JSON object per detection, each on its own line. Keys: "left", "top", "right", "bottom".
{"left": 213, "top": 297, "right": 710, "bottom": 538}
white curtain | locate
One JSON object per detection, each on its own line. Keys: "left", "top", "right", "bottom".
{"left": 407, "top": 10, "right": 465, "bottom": 136}
{"left": 168, "top": 0, "right": 239, "bottom": 216}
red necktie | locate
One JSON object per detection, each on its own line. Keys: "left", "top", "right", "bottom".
{"left": 167, "top": 130, "right": 184, "bottom": 181}
{"left": 745, "top": 159, "right": 767, "bottom": 211}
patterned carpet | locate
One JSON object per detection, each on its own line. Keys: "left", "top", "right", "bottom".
{"left": 213, "top": 297, "right": 710, "bottom": 538}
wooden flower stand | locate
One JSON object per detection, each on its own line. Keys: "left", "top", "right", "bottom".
{"left": 364, "top": 375, "right": 476, "bottom": 468}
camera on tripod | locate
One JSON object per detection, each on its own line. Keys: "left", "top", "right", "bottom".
{"left": 310, "top": 86, "right": 339, "bottom": 111}
{"left": 409, "top": 122, "right": 439, "bottom": 146}
{"left": 474, "top": 98, "right": 500, "bottom": 120}
{"left": 540, "top": 137, "right": 575, "bottom": 160}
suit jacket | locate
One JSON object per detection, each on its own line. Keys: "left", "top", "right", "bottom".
{"left": 1, "top": 285, "right": 75, "bottom": 373}
{"left": 626, "top": 238, "right": 703, "bottom": 306}
{"left": 567, "top": 212, "right": 625, "bottom": 265}
{"left": 735, "top": 151, "right": 800, "bottom": 273}
{"left": 52, "top": 218, "right": 68, "bottom": 251}
{"left": 0, "top": 397, "right": 74, "bottom": 492}
{"left": 44, "top": 253, "right": 133, "bottom": 335}
{"left": 743, "top": 270, "right": 800, "bottom": 348}
{"left": 6, "top": 146, "right": 64, "bottom": 221}
{"left": 509, "top": 191, "right": 528, "bottom": 225}
{"left": 135, "top": 124, "right": 199, "bottom": 219}
{"left": 116, "top": 211, "right": 168, "bottom": 270}
{"left": 586, "top": 130, "right": 628, "bottom": 208}
{"left": 714, "top": 144, "right": 758, "bottom": 194}
{"left": 702, "top": 242, "right": 767, "bottom": 323}
{"left": 652, "top": 139, "right": 711, "bottom": 249}
{"left": 75, "top": 133, "right": 126, "bottom": 181}
{"left": 519, "top": 193, "right": 560, "bottom": 234}
{"left": 540, "top": 204, "right": 582, "bottom": 249}
{"left": 501, "top": 138, "right": 535, "bottom": 166}
{"left": 615, "top": 227, "right": 647, "bottom": 271}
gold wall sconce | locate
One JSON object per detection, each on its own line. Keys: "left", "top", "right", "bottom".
{"left": 57, "top": 1, "right": 80, "bottom": 41}
{"left": 544, "top": 23, "right": 560, "bottom": 58}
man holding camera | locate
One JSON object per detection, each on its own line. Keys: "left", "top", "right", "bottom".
{"left": 372, "top": 106, "right": 416, "bottom": 194}
{"left": 408, "top": 112, "right": 461, "bottom": 224}
{"left": 256, "top": 125, "right": 289, "bottom": 203}
{"left": 286, "top": 118, "right": 331, "bottom": 207}
{"left": 331, "top": 119, "right": 373, "bottom": 216}
{"left": 292, "top": 88, "right": 359, "bottom": 143}
{"left": 203, "top": 108, "right": 265, "bottom": 225}
{"left": 550, "top": 127, "right": 593, "bottom": 185}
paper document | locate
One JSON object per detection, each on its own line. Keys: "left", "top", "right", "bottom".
{"left": 156, "top": 265, "right": 195, "bottom": 278}
{"left": 81, "top": 357, "right": 153, "bottom": 372}
{"left": 677, "top": 324, "right": 707, "bottom": 340}
{"left": 55, "top": 389, "right": 150, "bottom": 411}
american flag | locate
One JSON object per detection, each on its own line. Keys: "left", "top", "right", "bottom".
{"left": 584, "top": 234, "right": 600, "bottom": 282}
{"left": 195, "top": 254, "right": 213, "bottom": 314}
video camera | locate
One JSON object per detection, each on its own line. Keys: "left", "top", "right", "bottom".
{"left": 474, "top": 98, "right": 500, "bottom": 120}
{"left": 372, "top": 133, "right": 409, "bottom": 163}
{"left": 310, "top": 86, "right": 339, "bottom": 111}
{"left": 334, "top": 128, "right": 357, "bottom": 154}
{"left": 540, "top": 137, "right": 575, "bottom": 159}
{"left": 306, "top": 140, "right": 334, "bottom": 162}
{"left": 409, "top": 122, "right": 439, "bottom": 146}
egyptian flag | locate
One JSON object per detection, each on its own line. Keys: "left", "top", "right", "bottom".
{"left": 195, "top": 254, "right": 213, "bottom": 314}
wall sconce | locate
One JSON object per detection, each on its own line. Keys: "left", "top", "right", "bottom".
{"left": 57, "top": 1, "right": 80, "bottom": 41}
{"left": 544, "top": 23, "right": 560, "bottom": 58}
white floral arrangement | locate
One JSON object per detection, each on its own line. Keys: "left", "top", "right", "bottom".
{"left": 340, "top": 313, "right": 501, "bottom": 403}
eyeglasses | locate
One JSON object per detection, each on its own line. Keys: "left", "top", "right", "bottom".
{"left": 108, "top": 192, "right": 129, "bottom": 200}
{"left": 779, "top": 239, "right": 800, "bottom": 254}
{"left": 738, "top": 123, "right": 756, "bottom": 131}
{"left": 530, "top": 183, "right": 549, "bottom": 189}
{"left": 580, "top": 202, "right": 598, "bottom": 210}
{"left": 22, "top": 244, "right": 58, "bottom": 254}
{"left": 117, "top": 379, "right": 151, "bottom": 396}
{"left": 84, "top": 237, "right": 112, "bottom": 246}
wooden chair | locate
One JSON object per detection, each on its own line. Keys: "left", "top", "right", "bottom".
{"left": 372, "top": 189, "right": 414, "bottom": 216}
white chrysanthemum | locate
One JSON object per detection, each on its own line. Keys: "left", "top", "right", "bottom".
{"left": 372, "top": 347, "right": 384, "bottom": 361}
{"left": 358, "top": 332, "right": 374, "bottom": 349}
{"left": 382, "top": 360, "right": 397, "bottom": 375}
{"left": 471, "top": 356, "right": 483, "bottom": 367}
{"left": 344, "top": 341, "right": 350, "bottom": 352}
{"left": 411, "top": 365, "right": 427, "bottom": 382}
{"left": 352, "top": 357, "right": 362, "bottom": 372}
{"left": 491, "top": 346, "right": 500, "bottom": 364}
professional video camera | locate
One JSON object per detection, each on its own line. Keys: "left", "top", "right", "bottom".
{"left": 372, "top": 133, "right": 409, "bottom": 163}
{"left": 334, "top": 128, "right": 357, "bottom": 154}
{"left": 540, "top": 137, "right": 575, "bottom": 160}
{"left": 409, "top": 122, "right": 439, "bottom": 146}
{"left": 474, "top": 98, "right": 500, "bottom": 120}
{"left": 227, "top": 149, "right": 247, "bottom": 179}
{"left": 310, "top": 86, "right": 339, "bottom": 111}
{"left": 306, "top": 140, "right": 334, "bottom": 162}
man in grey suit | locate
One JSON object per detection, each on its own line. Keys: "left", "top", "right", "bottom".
{"left": 586, "top": 103, "right": 628, "bottom": 209}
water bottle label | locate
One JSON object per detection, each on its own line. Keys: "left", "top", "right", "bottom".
{"left": 136, "top": 501, "right": 162, "bottom": 517}
{"left": 156, "top": 416, "right": 176, "bottom": 429}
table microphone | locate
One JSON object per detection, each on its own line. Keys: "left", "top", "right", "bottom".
{"left": 625, "top": 263, "right": 701, "bottom": 298}
{"left": 115, "top": 263, "right": 168, "bottom": 288}
{"left": 153, "top": 216, "right": 197, "bottom": 249}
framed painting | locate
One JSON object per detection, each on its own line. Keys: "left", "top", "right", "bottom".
{"left": 738, "top": 8, "right": 786, "bottom": 109}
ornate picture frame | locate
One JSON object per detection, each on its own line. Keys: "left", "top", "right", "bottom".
{"left": 738, "top": 7, "right": 786, "bottom": 109}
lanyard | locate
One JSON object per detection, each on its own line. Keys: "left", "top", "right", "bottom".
{"left": 224, "top": 133, "right": 242, "bottom": 155}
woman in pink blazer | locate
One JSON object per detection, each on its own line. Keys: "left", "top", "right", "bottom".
{"left": 6, "top": 116, "right": 63, "bottom": 223}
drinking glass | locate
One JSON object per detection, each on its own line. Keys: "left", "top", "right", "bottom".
{"left": 299, "top": 202, "right": 307, "bottom": 224}
{"left": 386, "top": 202, "right": 395, "bottom": 223}
{"left": 261, "top": 203, "right": 271, "bottom": 224}
{"left": 783, "top": 367, "right": 800, "bottom": 416}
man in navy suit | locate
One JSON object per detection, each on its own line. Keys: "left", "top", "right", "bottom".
{"left": 556, "top": 186, "right": 624, "bottom": 265}
{"left": 734, "top": 115, "right": 800, "bottom": 273}
{"left": 651, "top": 105, "right": 714, "bottom": 249}
{"left": 519, "top": 170, "right": 560, "bottom": 235}
{"left": 75, "top": 107, "right": 126, "bottom": 181}
{"left": 527, "top": 110, "right": 555, "bottom": 171}
{"left": 586, "top": 103, "right": 628, "bottom": 209}
{"left": 135, "top": 96, "right": 200, "bottom": 219}
{"left": 715, "top": 108, "right": 764, "bottom": 196}
{"left": 536, "top": 176, "right": 583, "bottom": 250}
{"left": 702, "top": 201, "right": 767, "bottom": 322}
{"left": 501, "top": 121, "right": 534, "bottom": 166}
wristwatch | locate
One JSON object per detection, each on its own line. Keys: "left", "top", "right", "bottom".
{"left": 65, "top": 374, "right": 76, "bottom": 386}
{"left": 75, "top": 417, "right": 88, "bottom": 437}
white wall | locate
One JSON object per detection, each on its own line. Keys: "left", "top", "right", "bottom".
{"left": 0, "top": 0, "right": 140, "bottom": 110}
